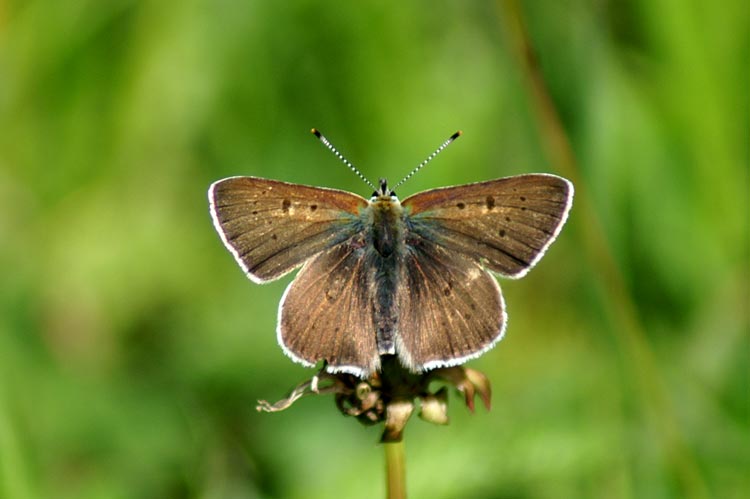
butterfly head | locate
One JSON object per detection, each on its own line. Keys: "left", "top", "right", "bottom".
{"left": 372, "top": 178, "right": 398, "bottom": 201}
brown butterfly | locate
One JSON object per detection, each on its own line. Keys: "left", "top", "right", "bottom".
{"left": 209, "top": 130, "right": 573, "bottom": 377}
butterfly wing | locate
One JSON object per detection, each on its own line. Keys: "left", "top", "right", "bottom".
{"left": 209, "top": 177, "right": 368, "bottom": 282}
{"left": 401, "top": 174, "right": 573, "bottom": 278}
{"left": 278, "top": 241, "right": 380, "bottom": 375}
{"left": 395, "top": 240, "right": 505, "bottom": 371}
{"left": 395, "top": 174, "right": 572, "bottom": 370}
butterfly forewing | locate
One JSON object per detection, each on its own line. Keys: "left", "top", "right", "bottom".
{"left": 279, "top": 242, "right": 380, "bottom": 375}
{"left": 402, "top": 174, "right": 573, "bottom": 278}
{"left": 396, "top": 240, "right": 505, "bottom": 371}
{"left": 209, "top": 177, "right": 368, "bottom": 282}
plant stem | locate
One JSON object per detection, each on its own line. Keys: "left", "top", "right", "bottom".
{"left": 384, "top": 440, "right": 406, "bottom": 499}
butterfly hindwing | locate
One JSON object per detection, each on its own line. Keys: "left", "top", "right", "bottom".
{"left": 279, "top": 242, "right": 380, "bottom": 375}
{"left": 402, "top": 174, "right": 573, "bottom": 278}
{"left": 395, "top": 237, "right": 505, "bottom": 371}
{"left": 209, "top": 177, "right": 368, "bottom": 282}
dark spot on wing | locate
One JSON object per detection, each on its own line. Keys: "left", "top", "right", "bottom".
{"left": 521, "top": 206, "right": 527, "bottom": 211}
{"left": 456, "top": 202, "right": 466, "bottom": 209}
{"left": 470, "top": 303, "right": 477, "bottom": 311}
{"left": 486, "top": 196, "right": 495, "bottom": 210}
{"left": 499, "top": 229, "right": 506, "bottom": 237}
{"left": 443, "top": 287, "right": 451, "bottom": 296}
{"left": 520, "top": 196, "right": 526, "bottom": 201}
{"left": 282, "top": 199, "right": 292, "bottom": 212}
{"left": 252, "top": 210, "right": 258, "bottom": 215}
{"left": 505, "top": 216, "right": 511, "bottom": 222}
{"left": 310, "top": 204, "right": 318, "bottom": 211}
{"left": 271, "top": 234, "right": 277, "bottom": 240}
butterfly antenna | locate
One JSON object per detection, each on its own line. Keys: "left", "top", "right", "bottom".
{"left": 392, "top": 130, "right": 462, "bottom": 191}
{"left": 311, "top": 129, "right": 377, "bottom": 191}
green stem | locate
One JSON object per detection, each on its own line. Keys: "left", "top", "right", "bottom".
{"left": 384, "top": 440, "right": 406, "bottom": 499}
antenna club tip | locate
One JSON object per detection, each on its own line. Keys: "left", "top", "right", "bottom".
{"left": 452, "top": 130, "right": 463, "bottom": 139}
{"left": 311, "top": 128, "right": 321, "bottom": 137}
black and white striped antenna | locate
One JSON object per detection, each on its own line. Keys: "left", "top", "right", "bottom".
{"left": 311, "top": 128, "right": 377, "bottom": 191}
{"left": 392, "top": 130, "right": 462, "bottom": 191}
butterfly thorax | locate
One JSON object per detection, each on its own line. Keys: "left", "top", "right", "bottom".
{"left": 369, "top": 194, "right": 404, "bottom": 258}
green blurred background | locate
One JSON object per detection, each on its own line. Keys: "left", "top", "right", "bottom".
{"left": 1, "top": 1, "right": 747, "bottom": 498}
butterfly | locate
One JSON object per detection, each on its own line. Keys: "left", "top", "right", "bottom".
{"left": 209, "top": 130, "right": 573, "bottom": 377}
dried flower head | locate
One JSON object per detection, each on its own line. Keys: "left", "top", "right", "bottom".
{"left": 257, "top": 355, "right": 491, "bottom": 442}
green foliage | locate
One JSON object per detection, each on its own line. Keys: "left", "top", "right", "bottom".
{"left": 0, "top": 1, "right": 746, "bottom": 498}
